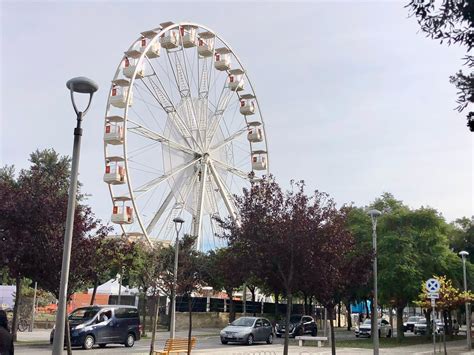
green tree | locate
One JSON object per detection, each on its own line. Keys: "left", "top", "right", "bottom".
{"left": 407, "top": 0, "right": 474, "bottom": 130}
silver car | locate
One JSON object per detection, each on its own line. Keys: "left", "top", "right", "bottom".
{"left": 220, "top": 317, "right": 274, "bottom": 345}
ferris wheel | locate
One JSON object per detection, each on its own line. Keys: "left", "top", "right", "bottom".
{"left": 103, "top": 21, "right": 269, "bottom": 250}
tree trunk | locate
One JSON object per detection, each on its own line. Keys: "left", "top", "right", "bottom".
{"left": 248, "top": 286, "right": 256, "bottom": 316}
{"left": 227, "top": 290, "right": 236, "bottom": 323}
{"left": 345, "top": 301, "right": 352, "bottom": 331}
{"left": 425, "top": 308, "right": 432, "bottom": 340}
{"left": 11, "top": 275, "right": 21, "bottom": 341}
{"left": 274, "top": 292, "right": 279, "bottom": 320}
{"left": 142, "top": 288, "right": 148, "bottom": 336}
{"left": 187, "top": 296, "right": 193, "bottom": 355}
{"left": 328, "top": 306, "right": 336, "bottom": 355}
{"left": 283, "top": 293, "right": 292, "bottom": 355}
{"left": 304, "top": 294, "right": 308, "bottom": 315}
{"left": 149, "top": 293, "right": 160, "bottom": 355}
{"left": 389, "top": 306, "right": 394, "bottom": 330}
{"left": 90, "top": 276, "right": 99, "bottom": 305}
{"left": 338, "top": 301, "right": 341, "bottom": 328}
{"left": 66, "top": 314, "right": 72, "bottom": 355}
{"left": 309, "top": 296, "right": 313, "bottom": 316}
{"left": 396, "top": 305, "right": 405, "bottom": 341}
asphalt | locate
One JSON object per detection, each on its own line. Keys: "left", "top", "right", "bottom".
{"left": 14, "top": 328, "right": 474, "bottom": 354}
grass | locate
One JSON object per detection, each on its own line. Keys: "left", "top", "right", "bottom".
{"left": 333, "top": 335, "right": 466, "bottom": 349}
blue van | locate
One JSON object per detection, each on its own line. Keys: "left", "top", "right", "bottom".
{"left": 50, "top": 305, "right": 141, "bottom": 350}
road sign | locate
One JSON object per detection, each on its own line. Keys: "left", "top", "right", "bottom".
{"left": 425, "top": 278, "right": 440, "bottom": 293}
{"left": 428, "top": 292, "right": 439, "bottom": 299}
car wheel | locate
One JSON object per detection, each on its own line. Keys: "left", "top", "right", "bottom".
{"left": 99, "top": 344, "right": 107, "bottom": 348}
{"left": 266, "top": 333, "right": 273, "bottom": 344}
{"left": 125, "top": 333, "right": 135, "bottom": 347}
{"left": 246, "top": 334, "right": 254, "bottom": 345}
{"left": 387, "top": 330, "right": 392, "bottom": 338}
{"left": 221, "top": 339, "right": 228, "bottom": 345}
{"left": 356, "top": 334, "right": 359, "bottom": 338}
{"left": 83, "top": 335, "right": 95, "bottom": 350}
{"left": 378, "top": 330, "right": 381, "bottom": 338}
{"left": 276, "top": 334, "right": 281, "bottom": 338}
{"left": 311, "top": 327, "right": 317, "bottom": 336}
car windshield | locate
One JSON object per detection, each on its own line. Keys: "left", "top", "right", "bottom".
{"left": 68, "top": 307, "right": 100, "bottom": 321}
{"left": 407, "top": 317, "right": 419, "bottom": 322}
{"left": 418, "top": 319, "right": 426, "bottom": 324}
{"left": 363, "top": 319, "right": 372, "bottom": 325}
{"left": 231, "top": 317, "right": 255, "bottom": 327}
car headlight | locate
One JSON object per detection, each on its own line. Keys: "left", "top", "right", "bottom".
{"left": 75, "top": 324, "right": 85, "bottom": 330}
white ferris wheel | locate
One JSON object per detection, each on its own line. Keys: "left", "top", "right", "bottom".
{"left": 103, "top": 21, "right": 269, "bottom": 251}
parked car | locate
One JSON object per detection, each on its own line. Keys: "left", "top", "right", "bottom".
{"left": 220, "top": 316, "right": 274, "bottom": 345}
{"left": 403, "top": 316, "right": 423, "bottom": 332}
{"left": 414, "top": 318, "right": 444, "bottom": 335}
{"left": 414, "top": 318, "right": 427, "bottom": 335}
{"left": 275, "top": 315, "right": 317, "bottom": 338}
{"left": 50, "top": 305, "right": 140, "bottom": 350}
{"left": 355, "top": 319, "right": 392, "bottom": 338}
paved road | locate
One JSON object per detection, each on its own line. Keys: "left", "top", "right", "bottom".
{"left": 13, "top": 328, "right": 473, "bottom": 355}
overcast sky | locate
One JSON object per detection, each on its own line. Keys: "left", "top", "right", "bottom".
{"left": 1, "top": 0, "right": 472, "bottom": 230}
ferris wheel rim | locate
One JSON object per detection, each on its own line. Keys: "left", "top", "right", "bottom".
{"left": 104, "top": 21, "right": 269, "bottom": 247}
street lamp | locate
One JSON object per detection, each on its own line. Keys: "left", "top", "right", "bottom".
{"left": 459, "top": 250, "right": 471, "bottom": 350}
{"left": 52, "top": 77, "right": 98, "bottom": 355}
{"left": 116, "top": 273, "right": 122, "bottom": 305}
{"left": 170, "top": 216, "right": 184, "bottom": 339}
{"left": 368, "top": 209, "right": 381, "bottom": 355}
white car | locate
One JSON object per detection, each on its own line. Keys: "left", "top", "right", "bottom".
{"left": 355, "top": 319, "right": 392, "bottom": 338}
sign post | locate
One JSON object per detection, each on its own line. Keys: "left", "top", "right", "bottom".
{"left": 426, "top": 278, "right": 440, "bottom": 355}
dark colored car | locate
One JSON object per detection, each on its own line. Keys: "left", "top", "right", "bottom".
{"left": 275, "top": 315, "right": 317, "bottom": 338}
{"left": 220, "top": 317, "right": 274, "bottom": 345}
{"left": 50, "top": 305, "right": 140, "bottom": 350}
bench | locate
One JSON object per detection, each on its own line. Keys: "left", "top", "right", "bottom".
{"left": 295, "top": 335, "right": 328, "bottom": 347}
{"left": 154, "top": 337, "right": 197, "bottom": 355}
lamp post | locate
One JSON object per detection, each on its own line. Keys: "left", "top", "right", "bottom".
{"left": 368, "top": 209, "right": 381, "bottom": 355}
{"left": 117, "top": 273, "right": 122, "bottom": 305}
{"left": 459, "top": 250, "right": 471, "bottom": 350}
{"left": 170, "top": 217, "right": 184, "bottom": 339}
{"left": 52, "top": 77, "right": 98, "bottom": 355}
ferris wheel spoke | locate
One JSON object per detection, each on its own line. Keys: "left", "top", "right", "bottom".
{"left": 206, "top": 89, "right": 235, "bottom": 148}
{"left": 133, "top": 157, "right": 200, "bottom": 197}
{"left": 128, "top": 118, "right": 197, "bottom": 155}
{"left": 211, "top": 158, "right": 251, "bottom": 181}
{"left": 207, "top": 160, "right": 239, "bottom": 221}
{"left": 157, "top": 170, "right": 199, "bottom": 239}
{"left": 210, "top": 127, "right": 247, "bottom": 152}
{"left": 192, "top": 156, "right": 209, "bottom": 250}
{"left": 144, "top": 61, "right": 204, "bottom": 151}
{"left": 146, "top": 190, "right": 174, "bottom": 236}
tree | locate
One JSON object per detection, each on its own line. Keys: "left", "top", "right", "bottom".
{"left": 377, "top": 205, "right": 454, "bottom": 340}
{"left": 307, "top": 206, "right": 372, "bottom": 355}
{"left": 87, "top": 236, "right": 126, "bottom": 305}
{"left": 203, "top": 246, "right": 245, "bottom": 323}
{"left": 160, "top": 235, "right": 205, "bottom": 354}
{"left": 415, "top": 274, "right": 474, "bottom": 352}
{"left": 0, "top": 149, "right": 107, "bottom": 350}
{"left": 407, "top": 0, "right": 474, "bottom": 130}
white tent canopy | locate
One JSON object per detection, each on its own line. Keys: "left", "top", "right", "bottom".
{"left": 87, "top": 279, "right": 139, "bottom": 296}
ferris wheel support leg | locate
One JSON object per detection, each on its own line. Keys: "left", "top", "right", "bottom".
{"left": 207, "top": 160, "right": 239, "bottom": 224}
{"left": 146, "top": 191, "right": 174, "bottom": 236}
{"left": 193, "top": 156, "right": 209, "bottom": 250}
